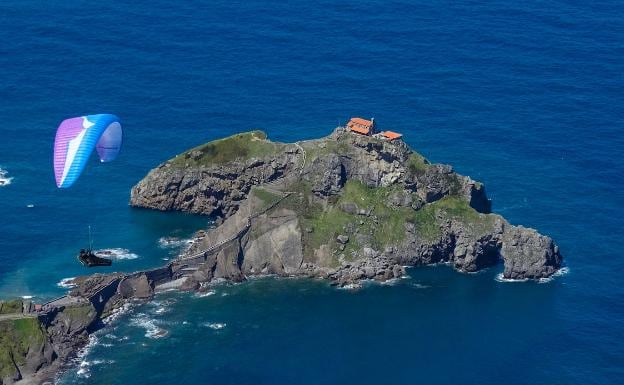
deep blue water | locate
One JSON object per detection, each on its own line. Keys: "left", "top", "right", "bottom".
{"left": 1, "top": 0, "right": 623, "bottom": 383}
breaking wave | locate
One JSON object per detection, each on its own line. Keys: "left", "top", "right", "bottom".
{"left": 130, "top": 313, "right": 169, "bottom": 339}
{"left": 57, "top": 277, "right": 77, "bottom": 289}
{"left": 496, "top": 267, "right": 569, "bottom": 283}
{"left": 74, "top": 334, "right": 100, "bottom": 378}
{"left": 494, "top": 273, "right": 529, "bottom": 283}
{"left": 538, "top": 267, "right": 570, "bottom": 283}
{"left": 0, "top": 167, "right": 12, "bottom": 187}
{"left": 102, "top": 302, "right": 133, "bottom": 325}
{"left": 158, "top": 236, "right": 194, "bottom": 249}
{"left": 76, "top": 357, "right": 115, "bottom": 379}
{"left": 195, "top": 290, "right": 216, "bottom": 298}
{"left": 95, "top": 248, "right": 140, "bottom": 260}
{"left": 202, "top": 322, "right": 227, "bottom": 330}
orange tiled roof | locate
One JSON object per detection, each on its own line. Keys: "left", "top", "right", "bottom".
{"left": 350, "top": 125, "right": 370, "bottom": 135}
{"left": 347, "top": 117, "right": 374, "bottom": 135}
{"left": 382, "top": 131, "right": 402, "bottom": 140}
{"left": 350, "top": 117, "right": 373, "bottom": 127}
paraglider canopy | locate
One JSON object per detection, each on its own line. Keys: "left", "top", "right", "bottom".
{"left": 53, "top": 114, "right": 122, "bottom": 188}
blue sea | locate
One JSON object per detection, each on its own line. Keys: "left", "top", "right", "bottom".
{"left": 1, "top": 1, "right": 623, "bottom": 383}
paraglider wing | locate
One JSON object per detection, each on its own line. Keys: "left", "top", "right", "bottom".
{"left": 53, "top": 114, "right": 122, "bottom": 188}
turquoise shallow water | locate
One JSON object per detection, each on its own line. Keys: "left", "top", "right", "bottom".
{"left": 0, "top": 0, "right": 623, "bottom": 383}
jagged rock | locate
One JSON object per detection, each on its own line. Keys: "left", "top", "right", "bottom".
{"left": 214, "top": 240, "right": 245, "bottom": 282}
{"left": 336, "top": 235, "right": 349, "bottom": 244}
{"left": 242, "top": 209, "right": 303, "bottom": 275}
{"left": 305, "top": 153, "right": 345, "bottom": 197}
{"left": 130, "top": 132, "right": 299, "bottom": 217}
{"left": 340, "top": 202, "right": 359, "bottom": 214}
{"left": 118, "top": 274, "right": 153, "bottom": 299}
{"left": 501, "top": 226, "right": 562, "bottom": 279}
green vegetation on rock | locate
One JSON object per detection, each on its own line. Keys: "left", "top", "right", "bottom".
{"left": 301, "top": 138, "right": 351, "bottom": 163}
{"left": 274, "top": 180, "right": 416, "bottom": 262}
{"left": 169, "top": 131, "right": 284, "bottom": 167}
{"left": 251, "top": 187, "right": 283, "bottom": 207}
{"left": 273, "top": 178, "right": 496, "bottom": 264}
{"left": 406, "top": 153, "right": 430, "bottom": 176}
{"left": 338, "top": 180, "right": 411, "bottom": 247}
{"left": 412, "top": 196, "right": 496, "bottom": 241}
{"left": 0, "top": 317, "right": 46, "bottom": 378}
{"left": 0, "top": 299, "right": 23, "bottom": 314}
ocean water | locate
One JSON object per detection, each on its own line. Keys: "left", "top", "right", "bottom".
{"left": 1, "top": 0, "right": 622, "bottom": 384}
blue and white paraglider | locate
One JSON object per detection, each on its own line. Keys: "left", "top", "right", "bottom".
{"left": 53, "top": 114, "right": 122, "bottom": 188}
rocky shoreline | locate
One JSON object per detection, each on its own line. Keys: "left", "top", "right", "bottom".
{"left": 2, "top": 127, "right": 563, "bottom": 384}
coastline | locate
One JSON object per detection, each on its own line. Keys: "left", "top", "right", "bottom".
{"left": 4, "top": 127, "right": 564, "bottom": 384}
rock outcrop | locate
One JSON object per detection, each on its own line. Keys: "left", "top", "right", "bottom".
{"left": 0, "top": 301, "right": 98, "bottom": 385}
{"left": 130, "top": 131, "right": 301, "bottom": 218}
{"left": 131, "top": 127, "right": 563, "bottom": 288}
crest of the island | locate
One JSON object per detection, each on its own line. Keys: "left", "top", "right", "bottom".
{"left": 0, "top": 118, "right": 563, "bottom": 384}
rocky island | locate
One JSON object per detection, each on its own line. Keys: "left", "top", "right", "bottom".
{"left": 1, "top": 125, "right": 563, "bottom": 384}
{"left": 132, "top": 126, "right": 562, "bottom": 286}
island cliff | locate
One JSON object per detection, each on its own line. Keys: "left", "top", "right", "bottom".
{"left": 131, "top": 127, "right": 562, "bottom": 287}
{"left": 1, "top": 127, "right": 563, "bottom": 384}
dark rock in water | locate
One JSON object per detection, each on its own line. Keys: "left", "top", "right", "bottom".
{"left": 501, "top": 226, "right": 563, "bottom": 279}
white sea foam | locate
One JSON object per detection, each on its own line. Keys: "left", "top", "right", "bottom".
{"left": 0, "top": 168, "right": 12, "bottom": 187}
{"left": 102, "top": 302, "right": 133, "bottom": 325}
{"left": 154, "top": 307, "right": 168, "bottom": 314}
{"left": 379, "top": 278, "right": 402, "bottom": 286}
{"left": 74, "top": 334, "right": 99, "bottom": 378}
{"left": 495, "top": 273, "right": 529, "bottom": 283}
{"left": 202, "top": 322, "right": 227, "bottom": 330}
{"left": 95, "top": 248, "right": 140, "bottom": 260}
{"left": 21, "top": 295, "right": 34, "bottom": 299}
{"left": 57, "top": 277, "right": 77, "bottom": 289}
{"left": 195, "top": 290, "right": 216, "bottom": 298}
{"left": 538, "top": 267, "right": 570, "bottom": 283}
{"left": 158, "top": 236, "right": 194, "bottom": 249}
{"left": 130, "top": 313, "right": 168, "bottom": 339}
{"left": 76, "top": 357, "right": 115, "bottom": 378}
{"left": 338, "top": 283, "right": 362, "bottom": 290}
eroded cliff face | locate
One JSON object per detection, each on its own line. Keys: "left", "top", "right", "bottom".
{"left": 132, "top": 127, "right": 563, "bottom": 288}
{"left": 0, "top": 301, "right": 97, "bottom": 385}
{"left": 130, "top": 131, "right": 301, "bottom": 218}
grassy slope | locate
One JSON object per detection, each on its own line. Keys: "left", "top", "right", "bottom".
{"left": 273, "top": 179, "right": 495, "bottom": 266}
{"left": 250, "top": 187, "right": 283, "bottom": 207}
{"left": 0, "top": 317, "right": 46, "bottom": 378}
{"left": 0, "top": 300, "right": 22, "bottom": 314}
{"left": 168, "top": 131, "right": 285, "bottom": 167}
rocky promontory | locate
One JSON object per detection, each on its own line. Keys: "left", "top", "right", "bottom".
{"left": 1, "top": 126, "right": 564, "bottom": 384}
{"left": 131, "top": 127, "right": 563, "bottom": 287}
